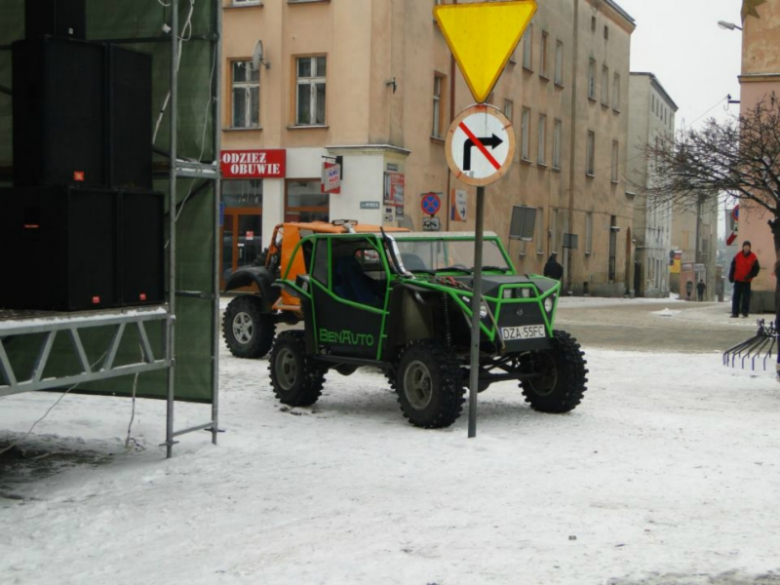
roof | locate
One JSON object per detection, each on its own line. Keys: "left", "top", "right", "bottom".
{"left": 630, "top": 72, "right": 680, "bottom": 111}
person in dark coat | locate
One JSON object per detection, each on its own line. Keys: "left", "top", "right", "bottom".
{"left": 729, "top": 240, "right": 760, "bottom": 318}
{"left": 543, "top": 253, "right": 564, "bottom": 281}
{"left": 696, "top": 279, "right": 706, "bottom": 301}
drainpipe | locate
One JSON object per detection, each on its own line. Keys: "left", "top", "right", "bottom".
{"left": 445, "top": 0, "right": 457, "bottom": 231}
{"left": 566, "top": 0, "right": 580, "bottom": 292}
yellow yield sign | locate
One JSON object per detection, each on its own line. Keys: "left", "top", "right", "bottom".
{"left": 434, "top": 1, "right": 537, "bottom": 104}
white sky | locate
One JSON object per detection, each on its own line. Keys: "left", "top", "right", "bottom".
{"left": 616, "top": 0, "right": 744, "bottom": 129}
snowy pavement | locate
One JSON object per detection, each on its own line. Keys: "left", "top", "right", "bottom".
{"left": 3, "top": 336, "right": 780, "bottom": 584}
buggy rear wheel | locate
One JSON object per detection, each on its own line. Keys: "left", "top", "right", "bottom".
{"left": 520, "top": 330, "right": 588, "bottom": 413}
{"left": 269, "top": 331, "right": 326, "bottom": 407}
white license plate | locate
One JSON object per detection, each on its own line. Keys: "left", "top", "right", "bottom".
{"left": 501, "top": 325, "right": 546, "bottom": 340}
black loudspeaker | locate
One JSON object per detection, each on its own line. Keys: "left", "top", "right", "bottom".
{"left": 0, "top": 186, "right": 119, "bottom": 311}
{"left": 25, "top": 0, "right": 86, "bottom": 40}
{"left": 120, "top": 191, "right": 165, "bottom": 305}
{"left": 12, "top": 38, "right": 106, "bottom": 188}
{"left": 109, "top": 47, "right": 153, "bottom": 191}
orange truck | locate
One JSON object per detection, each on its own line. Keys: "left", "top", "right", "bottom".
{"left": 222, "top": 220, "right": 407, "bottom": 358}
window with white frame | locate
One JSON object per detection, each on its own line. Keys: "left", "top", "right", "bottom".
{"left": 295, "top": 56, "right": 327, "bottom": 126}
{"left": 588, "top": 59, "right": 596, "bottom": 100}
{"left": 522, "top": 25, "right": 533, "bottom": 70}
{"left": 537, "top": 114, "right": 547, "bottom": 165}
{"left": 521, "top": 107, "right": 531, "bottom": 161}
{"left": 554, "top": 40, "right": 564, "bottom": 86}
{"left": 612, "top": 72, "right": 620, "bottom": 111}
{"left": 233, "top": 0, "right": 261, "bottom": 5}
{"left": 504, "top": 99, "right": 514, "bottom": 123}
{"left": 601, "top": 65, "right": 609, "bottom": 106}
{"left": 611, "top": 140, "right": 619, "bottom": 183}
{"left": 539, "top": 31, "right": 549, "bottom": 78}
{"left": 586, "top": 130, "right": 595, "bottom": 176}
{"left": 585, "top": 212, "right": 593, "bottom": 254}
{"left": 536, "top": 207, "right": 545, "bottom": 254}
{"left": 552, "top": 118, "right": 562, "bottom": 170}
{"left": 232, "top": 61, "right": 260, "bottom": 129}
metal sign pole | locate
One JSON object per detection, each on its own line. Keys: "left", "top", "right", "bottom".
{"left": 468, "top": 185, "right": 486, "bottom": 438}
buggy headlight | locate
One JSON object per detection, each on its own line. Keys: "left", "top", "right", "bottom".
{"left": 543, "top": 296, "right": 554, "bottom": 313}
{"left": 479, "top": 302, "right": 489, "bottom": 318}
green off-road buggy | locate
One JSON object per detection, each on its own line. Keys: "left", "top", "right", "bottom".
{"left": 269, "top": 229, "right": 588, "bottom": 428}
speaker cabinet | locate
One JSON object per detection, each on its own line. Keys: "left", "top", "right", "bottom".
{"left": 120, "top": 191, "right": 164, "bottom": 305}
{"left": 12, "top": 38, "right": 106, "bottom": 188}
{"left": 25, "top": 0, "right": 86, "bottom": 40}
{"left": 0, "top": 187, "right": 119, "bottom": 311}
{"left": 109, "top": 47, "right": 153, "bottom": 191}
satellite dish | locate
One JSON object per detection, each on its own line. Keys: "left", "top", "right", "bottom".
{"left": 252, "top": 40, "right": 265, "bottom": 70}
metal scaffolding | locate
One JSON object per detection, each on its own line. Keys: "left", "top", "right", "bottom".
{"left": 0, "top": 0, "right": 222, "bottom": 459}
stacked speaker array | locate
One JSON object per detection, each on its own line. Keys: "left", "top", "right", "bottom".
{"left": 0, "top": 0, "right": 164, "bottom": 311}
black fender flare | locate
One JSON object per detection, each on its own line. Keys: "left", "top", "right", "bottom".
{"left": 224, "top": 267, "right": 279, "bottom": 312}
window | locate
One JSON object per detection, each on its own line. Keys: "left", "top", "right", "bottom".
{"left": 540, "top": 31, "right": 549, "bottom": 78}
{"left": 586, "top": 131, "right": 595, "bottom": 176}
{"left": 295, "top": 56, "right": 327, "bottom": 126}
{"left": 233, "top": 0, "right": 261, "bottom": 5}
{"left": 536, "top": 208, "right": 545, "bottom": 254}
{"left": 231, "top": 61, "right": 260, "bottom": 129}
{"left": 591, "top": 16, "right": 596, "bottom": 32}
{"left": 612, "top": 73, "right": 621, "bottom": 110}
{"left": 285, "top": 179, "right": 329, "bottom": 222}
{"left": 432, "top": 74, "right": 445, "bottom": 138}
{"left": 504, "top": 99, "right": 514, "bottom": 123}
{"left": 550, "top": 208, "right": 559, "bottom": 253}
{"left": 552, "top": 119, "right": 562, "bottom": 170}
{"left": 651, "top": 94, "right": 655, "bottom": 113}
{"left": 554, "top": 40, "right": 564, "bottom": 86}
{"left": 522, "top": 24, "right": 533, "bottom": 70}
{"left": 521, "top": 107, "right": 531, "bottom": 161}
{"left": 601, "top": 65, "right": 609, "bottom": 106}
{"left": 611, "top": 140, "right": 619, "bottom": 183}
{"left": 585, "top": 212, "right": 593, "bottom": 254}
{"left": 604, "top": 25, "right": 609, "bottom": 40}
{"left": 537, "top": 114, "right": 547, "bottom": 165}
{"left": 588, "top": 59, "right": 596, "bottom": 100}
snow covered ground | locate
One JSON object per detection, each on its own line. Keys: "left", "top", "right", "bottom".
{"left": 3, "top": 339, "right": 780, "bottom": 584}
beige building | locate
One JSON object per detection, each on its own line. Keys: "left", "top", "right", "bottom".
{"left": 732, "top": 0, "right": 780, "bottom": 311}
{"left": 627, "top": 72, "right": 677, "bottom": 297}
{"left": 220, "top": 0, "right": 635, "bottom": 295}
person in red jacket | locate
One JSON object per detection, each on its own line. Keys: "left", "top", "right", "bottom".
{"left": 728, "top": 240, "right": 760, "bottom": 318}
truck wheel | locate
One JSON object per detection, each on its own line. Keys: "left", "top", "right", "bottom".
{"left": 520, "top": 330, "right": 588, "bottom": 413}
{"left": 269, "top": 331, "right": 326, "bottom": 407}
{"left": 395, "top": 340, "right": 466, "bottom": 429}
{"left": 222, "top": 296, "right": 276, "bottom": 359}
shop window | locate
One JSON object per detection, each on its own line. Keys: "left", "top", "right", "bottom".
{"left": 285, "top": 179, "right": 330, "bottom": 223}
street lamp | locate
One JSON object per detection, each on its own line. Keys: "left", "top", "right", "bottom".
{"left": 717, "top": 20, "right": 743, "bottom": 31}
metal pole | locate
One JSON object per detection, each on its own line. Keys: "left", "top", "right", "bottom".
{"left": 211, "top": 0, "right": 223, "bottom": 445}
{"left": 166, "top": 0, "right": 180, "bottom": 459}
{"left": 468, "top": 185, "right": 485, "bottom": 438}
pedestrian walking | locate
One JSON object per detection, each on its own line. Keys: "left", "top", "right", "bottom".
{"left": 728, "top": 240, "right": 760, "bottom": 318}
{"left": 696, "top": 279, "right": 706, "bottom": 301}
{"left": 543, "top": 253, "right": 564, "bottom": 281}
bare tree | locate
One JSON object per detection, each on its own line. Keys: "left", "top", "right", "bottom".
{"left": 644, "top": 94, "right": 780, "bottom": 311}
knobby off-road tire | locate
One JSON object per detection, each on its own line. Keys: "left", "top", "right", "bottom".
{"left": 395, "top": 340, "right": 466, "bottom": 429}
{"left": 520, "top": 330, "right": 588, "bottom": 413}
{"left": 269, "top": 331, "right": 326, "bottom": 407}
{"left": 222, "top": 296, "right": 276, "bottom": 359}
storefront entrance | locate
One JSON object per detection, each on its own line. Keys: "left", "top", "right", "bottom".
{"left": 221, "top": 180, "right": 263, "bottom": 290}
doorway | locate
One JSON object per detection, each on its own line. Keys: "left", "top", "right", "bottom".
{"left": 221, "top": 208, "right": 262, "bottom": 289}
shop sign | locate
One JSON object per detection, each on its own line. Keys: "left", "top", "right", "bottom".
{"left": 321, "top": 162, "right": 341, "bottom": 194}
{"left": 451, "top": 189, "right": 467, "bottom": 222}
{"left": 384, "top": 172, "right": 405, "bottom": 208}
{"left": 220, "top": 149, "right": 286, "bottom": 179}
{"left": 360, "top": 201, "right": 380, "bottom": 210}
{"left": 384, "top": 206, "right": 396, "bottom": 222}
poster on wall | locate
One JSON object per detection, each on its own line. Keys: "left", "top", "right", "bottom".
{"left": 384, "top": 172, "right": 405, "bottom": 209}
{"left": 451, "top": 189, "right": 467, "bottom": 222}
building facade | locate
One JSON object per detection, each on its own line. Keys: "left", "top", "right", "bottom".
{"left": 734, "top": 0, "right": 780, "bottom": 311}
{"left": 627, "top": 72, "right": 677, "bottom": 298}
{"left": 220, "top": 0, "right": 635, "bottom": 295}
